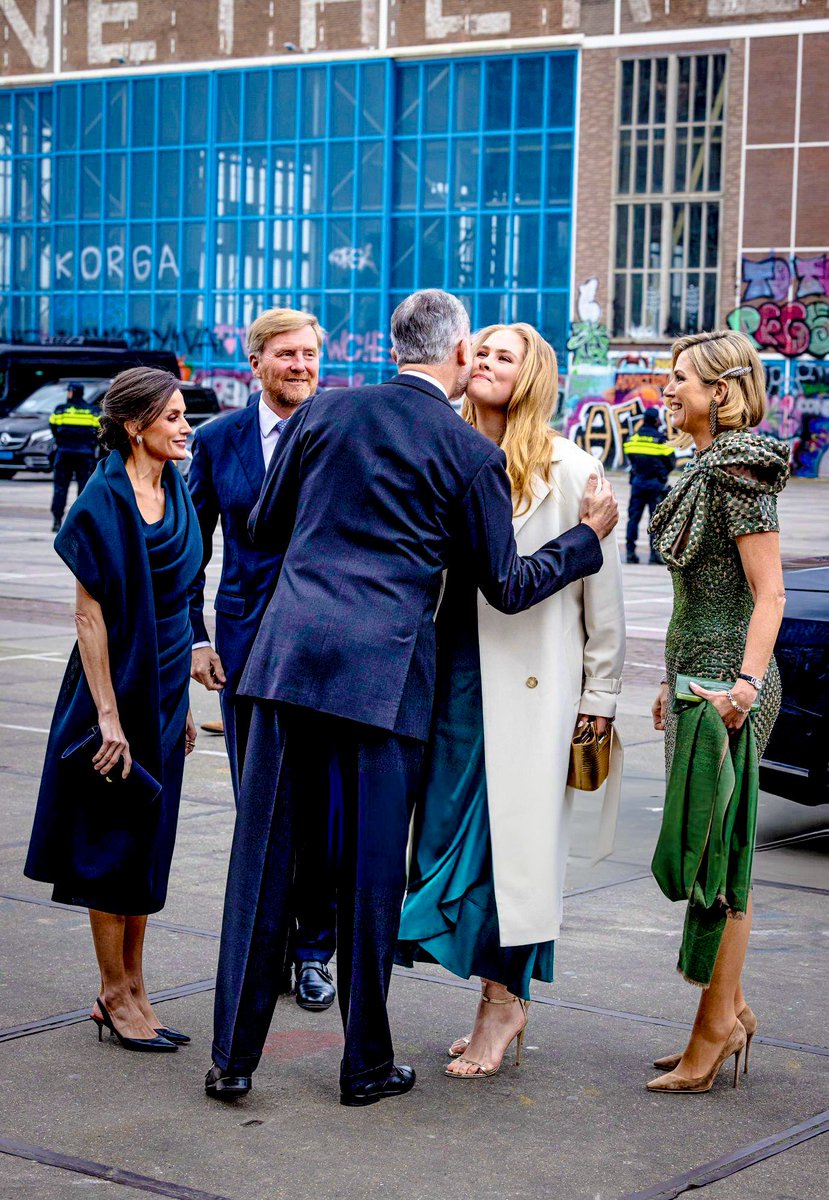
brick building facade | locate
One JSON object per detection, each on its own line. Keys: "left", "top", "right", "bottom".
{"left": 2, "top": 2, "right": 828, "bottom": 472}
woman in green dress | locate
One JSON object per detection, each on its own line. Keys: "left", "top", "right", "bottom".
{"left": 648, "top": 329, "right": 789, "bottom": 1094}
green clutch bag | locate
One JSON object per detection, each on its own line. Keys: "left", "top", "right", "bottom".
{"left": 674, "top": 674, "right": 760, "bottom": 713}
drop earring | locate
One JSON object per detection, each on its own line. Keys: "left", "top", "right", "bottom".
{"left": 709, "top": 397, "right": 719, "bottom": 438}
{"left": 136, "top": 434, "right": 143, "bottom": 445}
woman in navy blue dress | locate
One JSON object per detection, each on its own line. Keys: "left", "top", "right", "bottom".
{"left": 25, "top": 368, "right": 203, "bottom": 1052}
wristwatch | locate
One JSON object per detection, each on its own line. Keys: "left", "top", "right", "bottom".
{"left": 737, "top": 673, "right": 763, "bottom": 692}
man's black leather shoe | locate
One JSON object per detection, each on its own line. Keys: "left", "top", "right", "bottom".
{"left": 204, "top": 1063, "right": 251, "bottom": 1100}
{"left": 340, "top": 1064, "right": 415, "bottom": 1107}
{"left": 295, "top": 961, "right": 336, "bottom": 1011}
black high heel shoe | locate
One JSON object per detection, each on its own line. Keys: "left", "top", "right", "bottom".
{"left": 154, "top": 1025, "right": 190, "bottom": 1045}
{"left": 91, "top": 997, "right": 177, "bottom": 1052}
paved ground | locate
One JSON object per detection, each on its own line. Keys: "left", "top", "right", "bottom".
{"left": 0, "top": 472, "right": 827, "bottom": 1200}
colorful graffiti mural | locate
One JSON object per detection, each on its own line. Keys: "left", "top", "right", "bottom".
{"left": 564, "top": 352, "right": 682, "bottom": 469}
{"left": 564, "top": 353, "right": 829, "bottom": 477}
{"left": 728, "top": 255, "right": 829, "bottom": 359}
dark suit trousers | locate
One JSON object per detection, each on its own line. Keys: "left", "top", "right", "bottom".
{"left": 626, "top": 479, "right": 668, "bottom": 555}
{"left": 51, "top": 450, "right": 95, "bottom": 519}
{"left": 225, "top": 691, "right": 337, "bottom": 966}
{"left": 212, "top": 701, "right": 423, "bottom": 1083}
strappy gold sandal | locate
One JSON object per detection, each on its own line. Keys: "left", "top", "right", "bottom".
{"left": 444, "top": 988, "right": 529, "bottom": 1080}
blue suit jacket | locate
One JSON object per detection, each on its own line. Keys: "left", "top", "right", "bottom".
{"left": 187, "top": 405, "right": 282, "bottom": 697}
{"left": 239, "top": 374, "right": 603, "bottom": 741}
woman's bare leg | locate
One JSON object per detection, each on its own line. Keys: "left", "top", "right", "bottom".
{"left": 664, "top": 895, "right": 753, "bottom": 1081}
{"left": 88, "top": 909, "right": 158, "bottom": 1039}
{"left": 446, "top": 979, "right": 528, "bottom": 1077}
{"left": 122, "top": 915, "right": 163, "bottom": 1027}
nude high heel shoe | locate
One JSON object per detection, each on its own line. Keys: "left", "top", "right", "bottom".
{"left": 653, "top": 1005, "right": 757, "bottom": 1074}
{"left": 646, "top": 1022, "right": 746, "bottom": 1094}
{"left": 445, "top": 989, "right": 530, "bottom": 1080}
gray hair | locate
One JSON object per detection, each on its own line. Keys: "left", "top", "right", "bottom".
{"left": 390, "top": 290, "right": 471, "bottom": 365}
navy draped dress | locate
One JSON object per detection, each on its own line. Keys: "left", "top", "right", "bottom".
{"left": 25, "top": 452, "right": 202, "bottom": 915}
{"left": 396, "top": 572, "right": 555, "bottom": 1000}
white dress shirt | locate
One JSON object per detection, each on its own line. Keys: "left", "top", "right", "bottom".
{"left": 259, "top": 396, "right": 287, "bottom": 469}
{"left": 399, "top": 369, "right": 448, "bottom": 399}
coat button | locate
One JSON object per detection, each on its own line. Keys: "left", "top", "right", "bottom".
{"left": 526, "top": 676, "right": 538, "bottom": 689}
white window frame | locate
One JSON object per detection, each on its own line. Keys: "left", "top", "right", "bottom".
{"left": 611, "top": 52, "right": 728, "bottom": 342}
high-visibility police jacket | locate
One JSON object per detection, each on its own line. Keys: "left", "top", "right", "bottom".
{"left": 49, "top": 402, "right": 101, "bottom": 453}
{"left": 623, "top": 427, "right": 676, "bottom": 485}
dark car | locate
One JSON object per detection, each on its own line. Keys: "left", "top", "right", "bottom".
{"left": 0, "top": 379, "right": 221, "bottom": 477}
{"left": 0, "top": 340, "right": 180, "bottom": 416}
{"left": 760, "top": 558, "right": 829, "bottom": 806}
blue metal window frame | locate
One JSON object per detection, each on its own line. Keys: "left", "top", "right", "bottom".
{"left": 0, "top": 50, "right": 577, "bottom": 386}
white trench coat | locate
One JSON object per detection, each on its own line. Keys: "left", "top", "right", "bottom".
{"left": 477, "top": 437, "right": 626, "bottom": 947}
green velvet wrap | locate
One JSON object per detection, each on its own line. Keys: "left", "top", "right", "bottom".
{"left": 651, "top": 699, "right": 758, "bottom": 987}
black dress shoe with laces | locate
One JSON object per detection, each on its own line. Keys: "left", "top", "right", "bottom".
{"left": 295, "top": 960, "right": 336, "bottom": 1011}
{"left": 204, "top": 1063, "right": 251, "bottom": 1100}
{"left": 340, "top": 1064, "right": 416, "bottom": 1107}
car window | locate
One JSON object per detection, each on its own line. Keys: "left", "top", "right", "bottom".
{"left": 17, "top": 384, "right": 75, "bottom": 414}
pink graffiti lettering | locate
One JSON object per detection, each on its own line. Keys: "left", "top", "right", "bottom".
{"left": 325, "top": 329, "right": 388, "bottom": 365}
{"left": 755, "top": 302, "right": 811, "bottom": 357}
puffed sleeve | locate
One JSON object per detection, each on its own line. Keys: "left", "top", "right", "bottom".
{"left": 720, "top": 467, "right": 780, "bottom": 539}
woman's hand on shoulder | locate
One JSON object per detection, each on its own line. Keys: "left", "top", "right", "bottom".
{"left": 688, "top": 680, "right": 753, "bottom": 731}
{"left": 93, "top": 712, "right": 132, "bottom": 779}
{"left": 652, "top": 683, "right": 669, "bottom": 732}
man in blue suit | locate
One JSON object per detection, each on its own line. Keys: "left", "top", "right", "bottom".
{"left": 205, "top": 291, "right": 619, "bottom": 1107}
{"left": 188, "top": 308, "right": 337, "bottom": 1013}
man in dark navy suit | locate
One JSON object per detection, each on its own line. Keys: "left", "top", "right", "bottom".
{"left": 188, "top": 308, "right": 337, "bottom": 1013}
{"left": 205, "top": 291, "right": 619, "bottom": 1107}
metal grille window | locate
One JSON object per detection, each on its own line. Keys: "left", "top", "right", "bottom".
{"left": 0, "top": 51, "right": 577, "bottom": 385}
{"left": 612, "top": 54, "right": 726, "bottom": 340}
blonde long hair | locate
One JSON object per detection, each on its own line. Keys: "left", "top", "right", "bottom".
{"left": 461, "top": 323, "right": 558, "bottom": 516}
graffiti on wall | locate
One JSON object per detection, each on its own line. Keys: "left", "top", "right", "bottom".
{"left": 727, "top": 254, "right": 829, "bottom": 359}
{"left": 563, "top": 353, "right": 829, "bottom": 478}
{"left": 566, "top": 278, "right": 611, "bottom": 367}
{"left": 564, "top": 352, "right": 682, "bottom": 469}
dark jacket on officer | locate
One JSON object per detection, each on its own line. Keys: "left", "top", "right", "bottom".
{"left": 623, "top": 410, "right": 675, "bottom": 487}
{"left": 49, "top": 388, "right": 101, "bottom": 454}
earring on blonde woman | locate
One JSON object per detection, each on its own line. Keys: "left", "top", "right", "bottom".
{"left": 709, "top": 397, "right": 719, "bottom": 438}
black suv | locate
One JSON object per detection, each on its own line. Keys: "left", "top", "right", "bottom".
{"left": 760, "top": 558, "right": 829, "bottom": 807}
{"left": 0, "top": 379, "right": 220, "bottom": 477}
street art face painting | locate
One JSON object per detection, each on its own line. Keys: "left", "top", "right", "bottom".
{"left": 728, "top": 255, "right": 829, "bottom": 359}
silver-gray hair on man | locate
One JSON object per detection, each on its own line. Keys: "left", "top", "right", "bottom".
{"left": 390, "top": 290, "right": 471, "bottom": 365}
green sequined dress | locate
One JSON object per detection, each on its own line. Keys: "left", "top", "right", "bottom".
{"left": 649, "top": 429, "right": 791, "bottom": 767}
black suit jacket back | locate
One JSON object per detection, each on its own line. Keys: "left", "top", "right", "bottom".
{"left": 240, "top": 374, "right": 602, "bottom": 740}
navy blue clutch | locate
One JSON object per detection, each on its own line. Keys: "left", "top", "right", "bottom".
{"left": 61, "top": 726, "right": 162, "bottom": 806}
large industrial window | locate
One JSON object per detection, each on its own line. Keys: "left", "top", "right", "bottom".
{"left": 612, "top": 53, "right": 726, "bottom": 340}
{"left": 0, "top": 51, "right": 577, "bottom": 387}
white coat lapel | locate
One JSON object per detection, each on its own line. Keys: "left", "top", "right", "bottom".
{"left": 512, "top": 473, "right": 553, "bottom": 537}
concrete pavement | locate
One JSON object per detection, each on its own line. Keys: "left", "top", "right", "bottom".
{"left": 0, "top": 473, "right": 827, "bottom": 1200}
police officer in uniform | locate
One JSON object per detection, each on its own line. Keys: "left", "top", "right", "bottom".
{"left": 49, "top": 383, "right": 101, "bottom": 532}
{"left": 623, "top": 406, "right": 675, "bottom": 564}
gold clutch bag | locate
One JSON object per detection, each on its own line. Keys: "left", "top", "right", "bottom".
{"left": 567, "top": 721, "right": 612, "bottom": 792}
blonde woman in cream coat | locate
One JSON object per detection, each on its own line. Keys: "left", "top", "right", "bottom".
{"left": 397, "top": 323, "right": 625, "bottom": 1079}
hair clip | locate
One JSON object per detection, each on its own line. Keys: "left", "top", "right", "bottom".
{"left": 717, "top": 366, "right": 752, "bottom": 380}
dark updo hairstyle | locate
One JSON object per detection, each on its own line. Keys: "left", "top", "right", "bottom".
{"left": 99, "top": 367, "right": 181, "bottom": 454}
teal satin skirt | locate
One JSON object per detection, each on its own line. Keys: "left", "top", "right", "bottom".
{"left": 396, "top": 662, "right": 554, "bottom": 1001}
